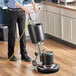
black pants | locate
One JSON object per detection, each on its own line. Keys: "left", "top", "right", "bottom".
{"left": 7, "top": 9, "right": 27, "bottom": 57}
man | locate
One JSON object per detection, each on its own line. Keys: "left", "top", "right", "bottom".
{"left": 7, "top": 0, "right": 38, "bottom": 61}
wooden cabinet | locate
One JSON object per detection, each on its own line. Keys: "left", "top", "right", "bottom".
{"left": 46, "top": 5, "right": 76, "bottom": 45}
{"left": 46, "top": 5, "right": 61, "bottom": 38}
{"left": 71, "top": 19, "right": 76, "bottom": 44}
{"left": 46, "top": 11, "right": 54, "bottom": 35}
{"left": 54, "top": 14, "right": 61, "bottom": 39}
{"left": 61, "top": 16, "right": 76, "bottom": 44}
{"left": 61, "top": 8, "right": 76, "bottom": 44}
{"left": 61, "top": 16, "right": 72, "bottom": 42}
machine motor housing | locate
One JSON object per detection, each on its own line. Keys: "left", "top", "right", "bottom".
{"left": 28, "top": 23, "right": 45, "bottom": 44}
{"left": 40, "top": 51, "right": 54, "bottom": 66}
{"left": 37, "top": 51, "right": 60, "bottom": 73}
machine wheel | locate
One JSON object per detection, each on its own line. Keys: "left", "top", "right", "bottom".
{"left": 32, "top": 60, "right": 37, "bottom": 66}
{"left": 37, "top": 64, "right": 59, "bottom": 73}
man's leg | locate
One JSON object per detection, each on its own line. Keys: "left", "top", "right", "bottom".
{"left": 7, "top": 10, "right": 17, "bottom": 61}
{"left": 17, "top": 10, "right": 27, "bottom": 55}
{"left": 17, "top": 10, "right": 31, "bottom": 62}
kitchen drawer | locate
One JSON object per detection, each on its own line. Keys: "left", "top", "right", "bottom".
{"left": 46, "top": 5, "right": 61, "bottom": 14}
{"left": 61, "top": 8, "right": 76, "bottom": 18}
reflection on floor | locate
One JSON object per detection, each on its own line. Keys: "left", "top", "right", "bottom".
{"left": 0, "top": 38, "right": 76, "bottom": 76}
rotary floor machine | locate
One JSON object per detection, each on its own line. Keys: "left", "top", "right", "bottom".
{"left": 28, "top": 13, "right": 59, "bottom": 73}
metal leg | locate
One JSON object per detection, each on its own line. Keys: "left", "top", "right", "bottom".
{"left": 37, "top": 43, "right": 41, "bottom": 55}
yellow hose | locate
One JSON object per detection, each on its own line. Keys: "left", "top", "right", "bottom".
{"left": 0, "top": 14, "right": 29, "bottom": 63}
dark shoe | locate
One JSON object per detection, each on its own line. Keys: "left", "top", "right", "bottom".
{"left": 21, "top": 54, "right": 31, "bottom": 62}
{"left": 8, "top": 56, "right": 17, "bottom": 61}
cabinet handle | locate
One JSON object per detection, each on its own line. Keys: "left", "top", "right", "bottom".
{"left": 38, "top": 7, "right": 40, "bottom": 10}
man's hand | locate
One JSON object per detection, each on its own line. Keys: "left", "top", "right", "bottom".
{"left": 24, "top": 8, "right": 30, "bottom": 14}
{"left": 34, "top": 6, "right": 39, "bottom": 12}
{"left": 15, "top": 1, "right": 30, "bottom": 14}
{"left": 15, "top": 1, "right": 20, "bottom": 7}
{"left": 31, "top": 2, "right": 39, "bottom": 12}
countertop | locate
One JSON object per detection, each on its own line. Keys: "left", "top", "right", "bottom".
{"left": 44, "top": 1, "right": 76, "bottom": 12}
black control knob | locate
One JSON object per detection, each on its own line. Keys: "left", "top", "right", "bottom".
{"left": 38, "top": 7, "right": 40, "bottom": 10}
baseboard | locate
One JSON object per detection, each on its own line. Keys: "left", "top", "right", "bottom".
{"left": 45, "top": 33, "right": 76, "bottom": 48}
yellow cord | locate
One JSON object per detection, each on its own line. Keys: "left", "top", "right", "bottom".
{"left": 0, "top": 14, "right": 29, "bottom": 63}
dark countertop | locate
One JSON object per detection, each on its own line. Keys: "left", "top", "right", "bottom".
{"left": 44, "top": 1, "right": 76, "bottom": 12}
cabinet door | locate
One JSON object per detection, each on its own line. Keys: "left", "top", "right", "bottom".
{"left": 71, "top": 19, "right": 76, "bottom": 44}
{"left": 46, "top": 11, "right": 54, "bottom": 35}
{"left": 54, "top": 14, "right": 61, "bottom": 39}
{"left": 61, "top": 16, "right": 72, "bottom": 42}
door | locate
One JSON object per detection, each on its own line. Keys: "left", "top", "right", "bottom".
{"left": 71, "top": 19, "right": 76, "bottom": 44}
{"left": 54, "top": 14, "right": 61, "bottom": 39}
{"left": 61, "top": 16, "right": 72, "bottom": 42}
{"left": 46, "top": 11, "right": 54, "bottom": 35}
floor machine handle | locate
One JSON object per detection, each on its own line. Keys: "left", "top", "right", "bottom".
{"left": 28, "top": 10, "right": 36, "bottom": 24}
